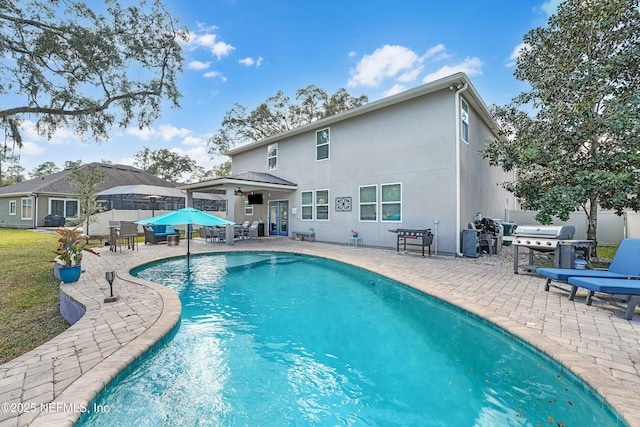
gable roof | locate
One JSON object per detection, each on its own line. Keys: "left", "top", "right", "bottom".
{"left": 0, "top": 163, "right": 175, "bottom": 197}
{"left": 226, "top": 72, "right": 500, "bottom": 156}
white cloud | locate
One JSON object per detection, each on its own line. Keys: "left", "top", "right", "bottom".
{"left": 20, "top": 119, "right": 81, "bottom": 146}
{"left": 125, "top": 127, "right": 155, "bottom": 141}
{"left": 540, "top": 0, "right": 562, "bottom": 16}
{"left": 424, "top": 44, "right": 449, "bottom": 61}
{"left": 183, "top": 25, "right": 235, "bottom": 60}
{"left": 118, "top": 156, "right": 136, "bottom": 167}
{"left": 157, "top": 125, "right": 191, "bottom": 142}
{"left": 506, "top": 42, "right": 530, "bottom": 67}
{"left": 188, "top": 60, "right": 211, "bottom": 70}
{"left": 348, "top": 44, "right": 420, "bottom": 87}
{"left": 20, "top": 141, "right": 44, "bottom": 155}
{"left": 181, "top": 135, "right": 207, "bottom": 147}
{"left": 383, "top": 84, "right": 408, "bottom": 97}
{"left": 349, "top": 43, "right": 483, "bottom": 92}
{"left": 422, "top": 57, "right": 483, "bottom": 84}
{"left": 124, "top": 124, "right": 192, "bottom": 142}
{"left": 203, "top": 70, "right": 227, "bottom": 82}
{"left": 238, "top": 56, "right": 263, "bottom": 67}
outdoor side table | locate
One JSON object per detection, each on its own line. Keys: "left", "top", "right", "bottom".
{"left": 167, "top": 234, "right": 179, "bottom": 246}
{"left": 348, "top": 236, "right": 362, "bottom": 248}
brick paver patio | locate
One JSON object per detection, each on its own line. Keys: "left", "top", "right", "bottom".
{"left": 1, "top": 237, "right": 638, "bottom": 426}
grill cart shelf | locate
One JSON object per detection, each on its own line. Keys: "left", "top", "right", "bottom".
{"left": 390, "top": 229, "right": 433, "bottom": 257}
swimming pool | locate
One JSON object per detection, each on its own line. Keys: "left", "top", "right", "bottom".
{"left": 79, "top": 252, "right": 625, "bottom": 426}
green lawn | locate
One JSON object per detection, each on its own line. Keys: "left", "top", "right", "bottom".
{"left": 0, "top": 229, "right": 70, "bottom": 364}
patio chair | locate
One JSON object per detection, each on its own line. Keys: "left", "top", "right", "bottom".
{"left": 567, "top": 276, "right": 640, "bottom": 320}
{"left": 215, "top": 226, "right": 226, "bottom": 243}
{"left": 117, "top": 221, "right": 139, "bottom": 251}
{"left": 537, "top": 238, "right": 640, "bottom": 293}
{"left": 199, "top": 226, "right": 215, "bottom": 242}
{"left": 248, "top": 222, "right": 259, "bottom": 240}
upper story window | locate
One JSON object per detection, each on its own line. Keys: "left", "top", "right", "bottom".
{"left": 21, "top": 198, "right": 33, "bottom": 220}
{"left": 9, "top": 200, "right": 16, "bottom": 215}
{"left": 461, "top": 98, "right": 469, "bottom": 143}
{"left": 316, "top": 128, "right": 330, "bottom": 161}
{"left": 267, "top": 143, "right": 278, "bottom": 170}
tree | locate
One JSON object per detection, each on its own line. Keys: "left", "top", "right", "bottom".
{"left": 5, "top": 163, "right": 25, "bottom": 185}
{"left": 0, "top": 143, "right": 20, "bottom": 186}
{"left": 30, "top": 161, "right": 60, "bottom": 178}
{"left": 68, "top": 164, "right": 106, "bottom": 235}
{"left": 212, "top": 160, "right": 231, "bottom": 177}
{"left": 134, "top": 146, "right": 198, "bottom": 182}
{"left": 64, "top": 160, "right": 84, "bottom": 170}
{"left": 482, "top": 0, "right": 640, "bottom": 247}
{"left": 0, "top": 0, "right": 185, "bottom": 148}
{"left": 208, "top": 85, "right": 368, "bottom": 156}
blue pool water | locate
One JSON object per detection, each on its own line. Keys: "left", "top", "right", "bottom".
{"left": 79, "top": 252, "right": 625, "bottom": 426}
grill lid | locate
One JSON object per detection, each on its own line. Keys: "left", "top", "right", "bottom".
{"left": 513, "top": 225, "right": 575, "bottom": 239}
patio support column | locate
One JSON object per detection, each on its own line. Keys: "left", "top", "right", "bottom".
{"left": 185, "top": 191, "right": 193, "bottom": 208}
{"left": 225, "top": 186, "right": 235, "bottom": 245}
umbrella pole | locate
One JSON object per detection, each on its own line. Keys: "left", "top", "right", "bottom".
{"left": 187, "top": 224, "right": 191, "bottom": 269}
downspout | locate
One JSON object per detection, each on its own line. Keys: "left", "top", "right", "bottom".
{"left": 454, "top": 83, "right": 468, "bottom": 256}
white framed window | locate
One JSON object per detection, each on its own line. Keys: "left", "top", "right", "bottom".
{"left": 316, "top": 128, "right": 330, "bottom": 161}
{"left": 301, "top": 191, "right": 313, "bottom": 220}
{"left": 244, "top": 201, "right": 253, "bottom": 215}
{"left": 359, "top": 185, "right": 377, "bottom": 222}
{"left": 461, "top": 98, "right": 469, "bottom": 143}
{"left": 9, "top": 200, "right": 16, "bottom": 215}
{"left": 50, "top": 198, "right": 79, "bottom": 218}
{"left": 267, "top": 143, "right": 278, "bottom": 170}
{"left": 315, "top": 189, "right": 329, "bottom": 220}
{"left": 21, "top": 198, "right": 33, "bottom": 220}
{"left": 381, "top": 183, "right": 402, "bottom": 222}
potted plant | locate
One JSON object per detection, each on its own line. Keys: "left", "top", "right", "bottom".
{"left": 351, "top": 229, "right": 359, "bottom": 238}
{"left": 53, "top": 226, "right": 99, "bottom": 283}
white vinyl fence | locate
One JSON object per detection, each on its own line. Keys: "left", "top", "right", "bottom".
{"left": 505, "top": 210, "right": 640, "bottom": 245}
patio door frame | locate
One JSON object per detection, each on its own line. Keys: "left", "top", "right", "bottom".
{"left": 268, "top": 200, "right": 289, "bottom": 236}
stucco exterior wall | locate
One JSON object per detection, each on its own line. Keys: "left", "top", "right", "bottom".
{"left": 458, "top": 94, "right": 514, "bottom": 227}
{"left": 232, "top": 90, "right": 467, "bottom": 252}
{"left": 228, "top": 76, "right": 510, "bottom": 254}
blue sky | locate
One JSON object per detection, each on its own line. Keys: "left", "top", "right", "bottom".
{"left": 16, "top": 0, "right": 561, "bottom": 179}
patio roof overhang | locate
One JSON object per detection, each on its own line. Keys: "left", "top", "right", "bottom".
{"left": 178, "top": 171, "right": 298, "bottom": 195}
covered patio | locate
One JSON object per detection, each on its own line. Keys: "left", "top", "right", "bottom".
{"left": 179, "top": 171, "right": 297, "bottom": 244}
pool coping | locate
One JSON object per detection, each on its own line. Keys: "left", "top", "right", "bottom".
{"left": 1, "top": 239, "right": 638, "bottom": 426}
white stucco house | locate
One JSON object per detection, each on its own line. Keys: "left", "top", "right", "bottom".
{"left": 181, "top": 73, "right": 515, "bottom": 255}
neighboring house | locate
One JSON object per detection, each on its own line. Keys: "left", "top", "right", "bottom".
{"left": 0, "top": 163, "right": 206, "bottom": 229}
{"left": 183, "top": 73, "right": 515, "bottom": 254}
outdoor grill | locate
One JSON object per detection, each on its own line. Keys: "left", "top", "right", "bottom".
{"left": 512, "top": 225, "right": 593, "bottom": 273}
{"left": 389, "top": 229, "right": 433, "bottom": 257}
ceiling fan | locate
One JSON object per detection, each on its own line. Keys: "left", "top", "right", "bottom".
{"left": 234, "top": 187, "right": 244, "bottom": 196}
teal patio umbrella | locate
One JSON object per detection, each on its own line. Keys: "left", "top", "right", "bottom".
{"left": 136, "top": 208, "right": 235, "bottom": 267}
